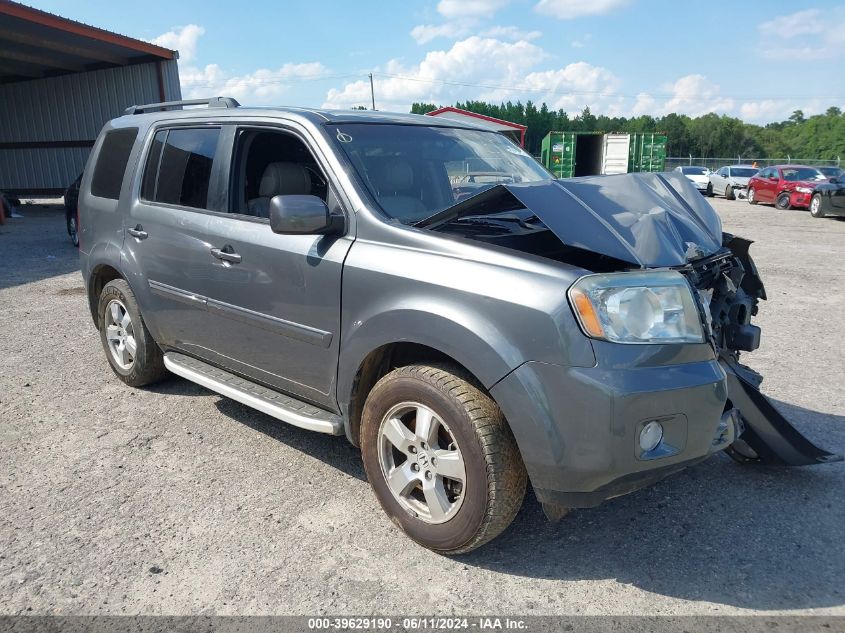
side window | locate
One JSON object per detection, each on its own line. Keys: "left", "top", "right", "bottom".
{"left": 141, "top": 127, "right": 220, "bottom": 209}
{"left": 91, "top": 128, "right": 138, "bottom": 199}
{"left": 230, "top": 128, "right": 329, "bottom": 218}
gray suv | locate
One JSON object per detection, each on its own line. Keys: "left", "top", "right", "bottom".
{"left": 79, "top": 97, "right": 839, "bottom": 554}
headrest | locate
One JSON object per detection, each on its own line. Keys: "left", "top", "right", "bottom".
{"left": 376, "top": 161, "right": 414, "bottom": 192}
{"left": 258, "top": 162, "right": 311, "bottom": 197}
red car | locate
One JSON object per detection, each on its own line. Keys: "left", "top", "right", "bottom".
{"left": 747, "top": 165, "right": 828, "bottom": 210}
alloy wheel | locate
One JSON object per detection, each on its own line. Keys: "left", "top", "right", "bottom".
{"left": 104, "top": 299, "right": 137, "bottom": 370}
{"left": 377, "top": 401, "right": 466, "bottom": 524}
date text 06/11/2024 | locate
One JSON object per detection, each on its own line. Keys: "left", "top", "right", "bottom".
{"left": 307, "top": 617, "right": 528, "bottom": 630}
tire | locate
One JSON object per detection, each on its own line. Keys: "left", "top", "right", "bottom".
{"left": 810, "top": 194, "right": 826, "bottom": 218}
{"left": 747, "top": 188, "right": 757, "bottom": 205}
{"left": 725, "top": 185, "right": 735, "bottom": 200}
{"left": 66, "top": 213, "right": 79, "bottom": 248}
{"left": 775, "top": 192, "right": 792, "bottom": 210}
{"left": 360, "top": 364, "right": 527, "bottom": 554}
{"left": 705, "top": 182, "right": 713, "bottom": 197}
{"left": 97, "top": 279, "right": 167, "bottom": 387}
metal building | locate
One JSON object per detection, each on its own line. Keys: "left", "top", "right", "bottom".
{"left": 0, "top": 0, "right": 181, "bottom": 196}
{"left": 424, "top": 107, "right": 527, "bottom": 147}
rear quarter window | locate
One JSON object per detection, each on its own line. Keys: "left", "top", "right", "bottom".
{"left": 90, "top": 128, "right": 139, "bottom": 199}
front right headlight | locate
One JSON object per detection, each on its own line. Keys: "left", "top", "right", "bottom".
{"left": 568, "top": 271, "right": 704, "bottom": 344}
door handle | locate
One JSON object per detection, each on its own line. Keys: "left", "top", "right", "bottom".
{"left": 210, "top": 247, "right": 242, "bottom": 264}
{"left": 127, "top": 225, "right": 148, "bottom": 240}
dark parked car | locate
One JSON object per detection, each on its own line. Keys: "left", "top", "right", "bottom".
{"left": 77, "top": 98, "right": 840, "bottom": 553}
{"left": 810, "top": 174, "right": 845, "bottom": 218}
{"left": 63, "top": 174, "right": 82, "bottom": 247}
{"left": 819, "top": 166, "right": 844, "bottom": 182}
{"left": 747, "top": 165, "right": 827, "bottom": 210}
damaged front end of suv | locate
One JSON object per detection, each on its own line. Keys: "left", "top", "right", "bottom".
{"left": 418, "top": 171, "right": 840, "bottom": 470}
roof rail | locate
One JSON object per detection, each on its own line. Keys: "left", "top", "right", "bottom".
{"left": 124, "top": 96, "right": 240, "bottom": 115}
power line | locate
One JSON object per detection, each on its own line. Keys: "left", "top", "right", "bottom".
{"left": 370, "top": 72, "right": 845, "bottom": 103}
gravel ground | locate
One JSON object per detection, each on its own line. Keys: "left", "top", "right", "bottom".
{"left": 0, "top": 198, "right": 843, "bottom": 616}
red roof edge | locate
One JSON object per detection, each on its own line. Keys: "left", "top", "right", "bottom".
{"left": 0, "top": 1, "right": 176, "bottom": 60}
{"left": 425, "top": 106, "right": 527, "bottom": 131}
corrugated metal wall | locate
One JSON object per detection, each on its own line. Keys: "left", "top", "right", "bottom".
{"left": 0, "top": 59, "right": 181, "bottom": 194}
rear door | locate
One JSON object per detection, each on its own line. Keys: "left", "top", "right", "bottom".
{"left": 756, "top": 168, "right": 775, "bottom": 202}
{"left": 601, "top": 133, "right": 631, "bottom": 175}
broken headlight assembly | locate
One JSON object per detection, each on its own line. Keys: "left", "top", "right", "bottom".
{"left": 568, "top": 271, "right": 704, "bottom": 344}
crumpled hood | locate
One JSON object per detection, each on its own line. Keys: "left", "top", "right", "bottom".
{"left": 495, "top": 172, "right": 723, "bottom": 267}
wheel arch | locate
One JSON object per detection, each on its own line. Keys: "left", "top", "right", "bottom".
{"left": 87, "top": 263, "right": 124, "bottom": 326}
{"left": 338, "top": 311, "right": 520, "bottom": 447}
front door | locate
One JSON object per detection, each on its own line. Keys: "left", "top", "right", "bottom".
{"left": 127, "top": 123, "right": 352, "bottom": 410}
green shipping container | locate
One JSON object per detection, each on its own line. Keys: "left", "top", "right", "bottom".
{"left": 541, "top": 131, "right": 667, "bottom": 177}
{"left": 628, "top": 133, "right": 667, "bottom": 173}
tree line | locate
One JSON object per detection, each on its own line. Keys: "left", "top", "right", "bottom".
{"left": 410, "top": 101, "right": 845, "bottom": 161}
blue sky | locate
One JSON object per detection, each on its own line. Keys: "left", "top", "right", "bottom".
{"left": 30, "top": 0, "right": 845, "bottom": 123}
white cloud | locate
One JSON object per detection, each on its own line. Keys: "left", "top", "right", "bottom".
{"left": 660, "top": 74, "right": 733, "bottom": 117}
{"left": 535, "top": 0, "right": 630, "bottom": 19}
{"left": 571, "top": 33, "right": 592, "bottom": 48}
{"left": 437, "top": 0, "right": 509, "bottom": 18}
{"left": 322, "top": 36, "right": 626, "bottom": 116}
{"left": 149, "top": 24, "right": 205, "bottom": 63}
{"left": 758, "top": 7, "right": 845, "bottom": 59}
{"left": 182, "top": 62, "right": 330, "bottom": 103}
{"left": 323, "top": 36, "right": 545, "bottom": 111}
{"left": 518, "top": 61, "right": 619, "bottom": 111}
{"left": 150, "top": 25, "right": 329, "bottom": 104}
{"left": 411, "top": 22, "right": 472, "bottom": 44}
{"left": 480, "top": 25, "right": 542, "bottom": 41}
{"left": 630, "top": 92, "right": 656, "bottom": 116}
{"left": 759, "top": 9, "right": 824, "bottom": 37}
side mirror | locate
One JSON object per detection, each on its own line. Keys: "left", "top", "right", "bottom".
{"left": 269, "top": 195, "right": 344, "bottom": 235}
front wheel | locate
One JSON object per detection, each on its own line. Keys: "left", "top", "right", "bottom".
{"left": 747, "top": 188, "right": 757, "bottom": 205}
{"left": 775, "top": 192, "right": 792, "bottom": 210}
{"left": 810, "top": 194, "right": 826, "bottom": 218}
{"left": 98, "top": 279, "right": 167, "bottom": 387}
{"left": 705, "top": 182, "right": 713, "bottom": 197}
{"left": 361, "top": 364, "right": 527, "bottom": 554}
{"left": 725, "top": 185, "right": 735, "bottom": 200}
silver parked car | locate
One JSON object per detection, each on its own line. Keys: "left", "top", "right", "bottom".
{"left": 707, "top": 165, "right": 759, "bottom": 199}
{"left": 77, "top": 97, "right": 840, "bottom": 554}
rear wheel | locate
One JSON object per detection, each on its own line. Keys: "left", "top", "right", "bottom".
{"left": 747, "top": 188, "right": 757, "bottom": 205}
{"left": 725, "top": 185, "right": 735, "bottom": 200}
{"left": 705, "top": 182, "right": 713, "bottom": 197}
{"left": 775, "top": 192, "right": 792, "bottom": 210}
{"left": 66, "top": 213, "right": 79, "bottom": 248}
{"left": 360, "top": 364, "right": 527, "bottom": 554}
{"left": 810, "top": 194, "right": 826, "bottom": 218}
{"left": 97, "top": 279, "right": 167, "bottom": 387}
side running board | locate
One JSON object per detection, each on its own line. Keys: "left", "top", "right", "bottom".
{"left": 163, "top": 352, "right": 343, "bottom": 435}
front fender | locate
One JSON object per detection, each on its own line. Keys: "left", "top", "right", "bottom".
{"left": 338, "top": 307, "right": 518, "bottom": 403}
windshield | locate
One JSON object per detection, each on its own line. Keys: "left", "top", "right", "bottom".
{"left": 330, "top": 124, "right": 551, "bottom": 224}
{"left": 819, "top": 167, "right": 843, "bottom": 177}
{"left": 729, "top": 168, "right": 757, "bottom": 177}
{"left": 782, "top": 167, "right": 826, "bottom": 182}
{"left": 681, "top": 167, "right": 708, "bottom": 175}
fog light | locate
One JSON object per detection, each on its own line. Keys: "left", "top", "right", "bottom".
{"left": 639, "top": 421, "right": 664, "bottom": 452}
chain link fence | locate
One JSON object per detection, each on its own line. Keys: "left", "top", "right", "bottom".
{"left": 665, "top": 156, "right": 841, "bottom": 171}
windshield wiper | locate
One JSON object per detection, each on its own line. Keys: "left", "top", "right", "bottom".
{"left": 414, "top": 184, "right": 525, "bottom": 229}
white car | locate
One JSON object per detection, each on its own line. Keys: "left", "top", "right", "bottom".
{"left": 673, "top": 165, "right": 710, "bottom": 193}
{"left": 707, "top": 165, "right": 759, "bottom": 200}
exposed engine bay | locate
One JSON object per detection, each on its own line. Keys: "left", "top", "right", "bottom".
{"left": 420, "top": 172, "right": 841, "bottom": 467}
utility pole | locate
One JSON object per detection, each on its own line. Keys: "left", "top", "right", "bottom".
{"left": 369, "top": 73, "right": 376, "bottom": 111}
